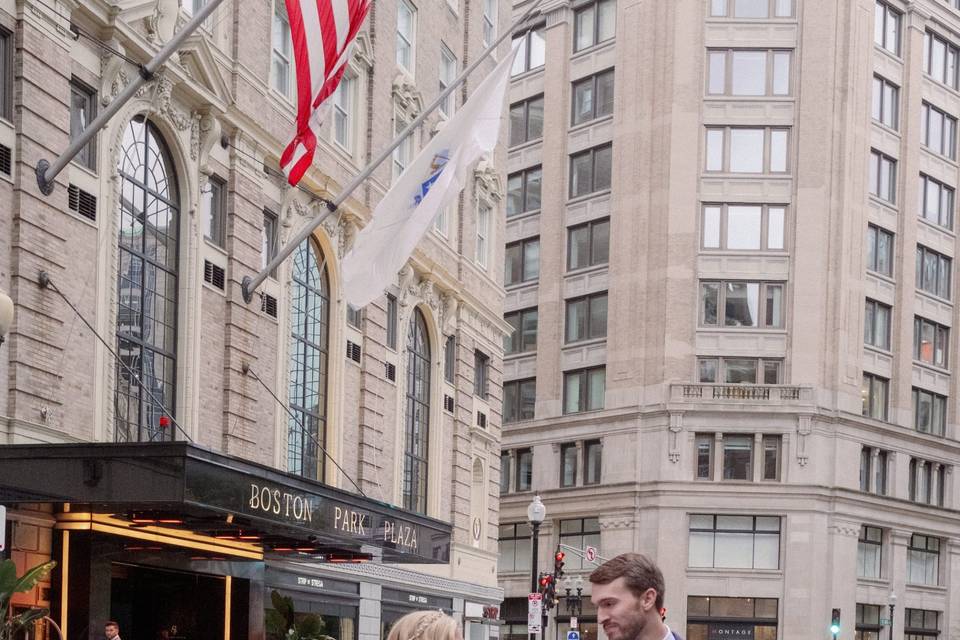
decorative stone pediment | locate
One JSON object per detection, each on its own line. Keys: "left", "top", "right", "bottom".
{"left": 392, "top": 72, "right": 424, "bottom": 116}
{"left": 352, "top": 32, "right": 374, "bottom": 69}
{"left": 143, "top": 0, "right": 180, "bottom": 43}
{"left": 176, "top": 35, "right": 234, "bottom": 107}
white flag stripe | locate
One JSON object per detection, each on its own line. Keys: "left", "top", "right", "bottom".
{"left": 341, "top": 46, "right": 519, "bottom": 307}
{"left": 298, "top": 0, "right": 325, "bottom": 88}
{"left": 332, "top": 0, "right": 350, "bottom": 55}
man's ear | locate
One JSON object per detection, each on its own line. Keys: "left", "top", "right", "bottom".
{"left": 640, "top": 588, "right": 658, "bottom": 612}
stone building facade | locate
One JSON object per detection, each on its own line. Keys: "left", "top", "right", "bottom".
{"left": 0, "top": 0, "right": 509, "bottom": 637}
{"left": 499, "top": 1, "right": 960, "bottom": 640}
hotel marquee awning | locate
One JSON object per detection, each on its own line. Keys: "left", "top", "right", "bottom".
{"left": 0, "top": 442, "right": 451, "bottom": 564}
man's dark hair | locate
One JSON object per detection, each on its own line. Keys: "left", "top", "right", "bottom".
{"left": 588, "top": 552, "right": 665, "bottom": 610}
{"left": 105, "top": 622, "right": 119, "bottom": 629}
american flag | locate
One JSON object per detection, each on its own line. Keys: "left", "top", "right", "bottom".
{"left": 279, "top": 0, "right": 371, "bottom": 186}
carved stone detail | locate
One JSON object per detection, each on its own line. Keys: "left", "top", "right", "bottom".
{"left": 599, "top": 516, "right": 633, "bottom": 531}
{"left": 668, "top": 412, "right": 683, "bottom": 463}
{"left": 392, "top": 72, "right": 424, "bottom": 117}
{"left": 197, "top": 113, "right": 221, "bottom": 170}
{"left": 474, "top": 157, "right": 503, "bottom": 201}
{"left": 144, "top": 0, "right": 179, "bottom": 43}
{"left": 101, "top": 40, "right": 128, "bottom": 106}
{"left": 796, "top": 415, "right": 812, "bottom": 466}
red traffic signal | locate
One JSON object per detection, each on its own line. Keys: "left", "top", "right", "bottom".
{"left": 554, "top": 548, "right": 566, "bottom": 578}
{"left": 555, "top": 551, "right": 565, "bottom": 562}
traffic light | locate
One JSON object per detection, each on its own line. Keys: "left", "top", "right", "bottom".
{"left": 830, "top": 608, "right": 841, "bottom": 636}
{"left": 554, "top": 548, "right": 566, "bottom": 579}
{"left": 538, "top": 573, "right": 557, "bottom": 610}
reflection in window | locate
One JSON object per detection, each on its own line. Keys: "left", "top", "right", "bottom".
{"left": 503, "top": 379, "right": 535, "bottom": 423}
{"left": 511, "top": 26, "right": 546, "bottom": 76}
{"left": 924, "top": 31, "right": 958, "bottom": 89}
{"left": 916, "top": 245, "right": 951, "bottom": 299}
{"left": 115, "top": 117, "right": 180, "bottom": 444}
{"left": 706, "top": 49, "right": 790, "bottom": 96}
{"left": 697, "top": 357, "right": 782, "bottom": 384}
{"left": 573, "top": 0, "right": 615, "bottom": 52}
{"left": 710, "top": 0, "right": 793, "bottom": 18}
{"left": 498, "top": 523, "right": 532, "bottom": 571}
{"left": 568, "top": 218, "right": 610, "bottom": 270}
{"left": 688, "top": 515, "right": 780, "bottom": 569}
{"left": 687, "top": 595, "right": 779, "bottom": 640}
{"left": 287, "top": 241, "right": 330, "bottom": 480}
{"left": 857, "top": 526, "right": 882, "bottom": 579}
{"left": 403, "top": 310, "right": 431, "bottom": 513}
{"left": 722, "top": 436, "right": 752, "bottom": 480}
{"left": 702, "top": 204, "right": 785, "bottom": 251}
{"left": 699, "top": 281, "right": 784, "bottom": 328}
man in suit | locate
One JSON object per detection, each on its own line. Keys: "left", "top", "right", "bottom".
{"left": 105, "top": 621, "right": 122, "bottom": 640}
{"left": 589, "top": 553, "right": 682, "bottom": 640}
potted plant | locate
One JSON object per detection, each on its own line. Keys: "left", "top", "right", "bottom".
{"left": 0, "top": 558, "right": 56, "bottom": 640}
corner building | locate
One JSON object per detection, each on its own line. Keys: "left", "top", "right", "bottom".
{"left": 499, "top": 1, "right": 960, "bottom": 640}
{"left": 0, "top": 0, "right": 511, "bottom": 637}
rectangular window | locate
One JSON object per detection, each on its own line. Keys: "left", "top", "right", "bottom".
{"left": 907, "top": 534, "right": 940, "bottom": 585}
{"left": 573, "top": 0, "right": 615, "bottom": 52}
{"left": 565, "top": 292, "right": 608, "bottom": 343}
{"left": 701, "top": 204, "right": 786, "bottom": 251}
{"left": 912, "top": 388, "right": 947, "bottom": 436}
{"left": 859, "top": 446, "right": 872, "bottom": 492}
{"left": 507, "top": 167, "right": 543, "bottom": 217}
{"left": 563, "top": 367, "right": 605, "bottom": 414}
{"left": 396, "top": 0, "right": 416, "bottom": 73}
{"left": 924, "top": 31, "right": 959, "bottom": 89}
{"left": 503, "top": 378, "right": 536, "bottom": 423}
{"left": 864, "top": 299, "right": 891, "bottom": 350}
{"left": 695, "top": 434, "right": 714, "bottom": 480}
{"left": 271, "top": 1, "right": 292, "bottom": 96}
{"left": 569, "top": 144, "right": 613, "bottom": 198}
{"left": 705, "top": 127, "right": 789, "bottom": 173}
{"left": 516, "top": 448, "right": 533, "bottom": 491}
{"left": 434, "top": 204, "right": 452, "bottom": 238}
{"left": 332, "top": 73, "right": 355, "bottom": 150}
{"left": 862, "top": 373, "right": 888, "bottom": 420}
{"left": 505, "top": 237, "right": 540, "bottom": 286}
{"left": 201, "top": 175, "right": 226, "bottom": 248}
{"left": 857, "top": 526, "right": 882, "bottom": 579}
{"left": 70, "top": 79, "right": 97, "bottom": 170}
{"left": 709, "top": 0, "right": 794, "bottom": 17}
{"left": 439, "top": 44, "right": 457, "bottom": 117}
{"left": 875, "top": 2, "right": 901, "bottom": 56}
{"left": 919, "top": 174, "right": 954, "bottom": 230}
{"left": 866, "top": 224, "right": 894, "bottom": 277}
{"left": 392, "top": 113, "right": 412, "bottom": 182}
{"left": 498, "top": 522, "right": 531, "bottom": 571}
{"left": 699, "top": 280, "right": 784, "bottom": 328}
{"left": 572, "top": 69, "right": 615, "bottom": 125}
{"left": 568, "top": 218, "right": 610, "bottom": 270}
{"left": 476, "top": 202, "right": 490, "bottom": 268}
{"left": 500, "top": 452, "right": 511, "bottom": 493}
{"left": 482, "top": 0, "right": 496, "bottom": 46}
{"left": 875, "top": 449, "right": 888, "bottom": 495}
{"left": 706, "top": 49, "right": 791, "bottom": 96}
{"left": 856, "top": 605, "right": 883, "bottom": 640}
{"left": 913, "top": 317, "right": 949, "bottom": 369}
{"left": 697, "top": 357, "right": 782, "bottom": 384}
{"left": 871, "top": 75, "right": 899, "bottom": 130}
{"left": 0, "top": 28, "right": 11, "bottom": 120}
{"left": 560, "top": 443, "right": 578, "bottom": 487}
{"left": 346, "top": 305, "right": 363, "bottom": 328}
{"left": 559, "top": 518, "right": 601, "bottom": 570}
{"left": 509, "top": 95, "right": 544, "bottom": 146}
{"left": 916, "top": 245, "right": 952, "bottom": 300}
{"left": 386, "top": 294, "right": 398, "bottom": 350}
{"left": 444, "top": 335, "right": 455, "bottom": 383}
{"left": 921, "top": 102, "right": 956, "bottom": 159}
{"left": 262, "top": 210, "right": 278, "bottom": 277}
{"left": 868, "top": 149, "right": 896, "bottom": 204}
{"left": 511, "top": 25, "right": 546, "bottom": 76}
{"left": 722, "top": 435, "right": 752, "bottom": 480}
{"left": 585, "top": 439, "right": 601, "bottom": 485}
{"left": 688, "top": 514, "right": 781, "bottom": 569}
{"left": 762, "top": 435, "right": 780, "bottom": 481}
{"left": 904, "top": 609, "right": 940, "bottom": 640}
{"left": 473, "top": 350, "right": 489, "bottom": 398}
{"left": 504, "top": 308, "right": 538, "bottom": 355}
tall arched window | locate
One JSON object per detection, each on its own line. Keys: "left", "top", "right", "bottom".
{"left": 114, "top": 117, "right": 180, "bottom": 442}
{"left": 404, "top": 309, "right": 431, "bottom": 513}
{"left": 288, "top": 240, "right": 330, "bottom": 479}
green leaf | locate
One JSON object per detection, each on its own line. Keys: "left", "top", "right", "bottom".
{"left": 12, "top": 561, "right": 56, "bottom": 596}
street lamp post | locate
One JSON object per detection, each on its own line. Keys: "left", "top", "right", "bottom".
{"left": 563, "top": 575, "right": 584, "bottom": 619}
{"left": 528, "top": 495, "right": 546, "bottom": 640}
{"left": 888, "top": 592, "right": 897, "bottom": 640}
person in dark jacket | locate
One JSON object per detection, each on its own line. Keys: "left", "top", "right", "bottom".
{"left": 589, "top": 553, "right": 682, "bottom": 640}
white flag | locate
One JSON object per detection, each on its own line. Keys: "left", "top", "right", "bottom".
{"left": 341, "top": 45, "right": 518, "bottom": 307}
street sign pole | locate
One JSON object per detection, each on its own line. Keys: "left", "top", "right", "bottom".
{"left": 528, "top": 593, "right": 543, "bottom": 637}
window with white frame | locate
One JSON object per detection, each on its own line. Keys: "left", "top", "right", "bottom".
{"left": 862, "top": 373, "right": 888, "bottom": 421}
{"left": 443, "top": 334, "right": 456, "bottom": 383}
{"left": 921, "top": 102, "right": 956, "bottom": 159}
{"left": 262, "top": 210, "right": 278, "bottom": 276}
{"left": 271, "top": 1, "right": 292, "bottom": 97}
{"left": 0, "top": 27, "right": 11, "bottom": 121}
{"left": 563, "top": 367, "right": 605, "bottom": 414}
{"left": 505, "top": 237, "right": 540, "bottom": 286}
{"left": 866, "top": 225, "right": 894, "bottom": 277}
{"left": 482, "top": 0, "right": 496, "bottom": 46}
{"left": 332, "top": 72, "right": 356, "bottom": 151}
{"left": 688, "top": 515, "right": 780, "bottom": 569}
{"left": 182, "top": 0, "right": 207, "bottom": 14}
{"left": 706, "top": 49, "right": 791, "bottom": 96}
{"left": 868, "top": 149, "right": 896, "bottom": 204}
{"left": 568, "top": 218, "right": 610, "bottom": 270}
{"left": 396, "top": 0, "right": 416, "bottom": 73}
{"left": 872, "top": 75, "right": 899, "bottom": 130}
{"left": 201, "top": 175, "right": 226, "bottom": 248}
{"left": 476, "top": 201, "right": 491, "bottom": 268}
{"left": 907, "top": 534, "right": 940, "bottom": 585}
{"left": 875, "top": 2, "right": 901, "bottom": 56}
{"left": 70, "top": 79, "right": 97, "bottom": 170}
{"left": 392, "top": 113, "right": 412, "bottom": 183}
{"left": 386, "top": 294, "right": 398, "bottom": 350}
{"left": 572, "top": 69, "right": 614, "bottom": 125}
{"left": 705, "top": 127, "right": 789, "bottom": 173}
{"left": 912, "top": 388, "right": 947, "bottom": 436}
{"left": 916, "top": 245, "right": 951, "bottom": 300}
{"left": 512, "top": 25, "right": 546, "bottom": 76}
{"left": 569, "top": 144, "right": 612, "bottom": 198}
{"left": 439, "top": 44, "right": 457, "bottom": 117}
{"left": 509, "top": 95, "right": 544, "bottom": 146}
{"left": 709, "top": 0, "right": 793, "bottom": 18}
{"left": 574, "top": 0, "right": 615, "bottom": 52}
{"left": 702, "top": 204, "right": 785, "bottom": 250}
{"left": 913, "top": 317, "right": 949, "bottom": 369}
{"left": 864, "top": 299, "right": 891, "bottom": 350}
{"left": 699, "top": 280, "right": 784, "bottom": 328}
{"left": 433, "top": 205, "right": 450, "bottom": 238}
{"left": 697, "top": 357, "right": 782, "bottom": 384}
{"left": 920, "top": 174, "right": 954, "bottom": 230}
{"left": 924, "top": 31, "right": 959, "bottom": 89}
{"left": 857, "top": 525, "right": 882, "bottom": 579}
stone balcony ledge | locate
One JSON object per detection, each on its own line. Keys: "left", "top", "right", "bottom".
{"left": 669, "top": 383, "right": 815, "bottom": 406}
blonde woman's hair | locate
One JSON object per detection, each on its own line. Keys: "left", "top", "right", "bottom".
{"left": 386, "top": 611, "right": 461, "bottom": 640}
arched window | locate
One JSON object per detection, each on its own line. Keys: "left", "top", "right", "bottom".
{"left": 404, "top": 309, "right": 431, "bottom": 513}
{"left": 288, "top": 240, "right": 330, "bottom": 479}
{"left": 114, "top": 117, "right": 180, "bottom": 442}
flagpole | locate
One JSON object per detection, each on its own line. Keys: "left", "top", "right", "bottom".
{"left": 35, "top": 0, "right": 229, "bottom": 195}
{"left": 240, "top": 0, "right": 545, "bottom": 304}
